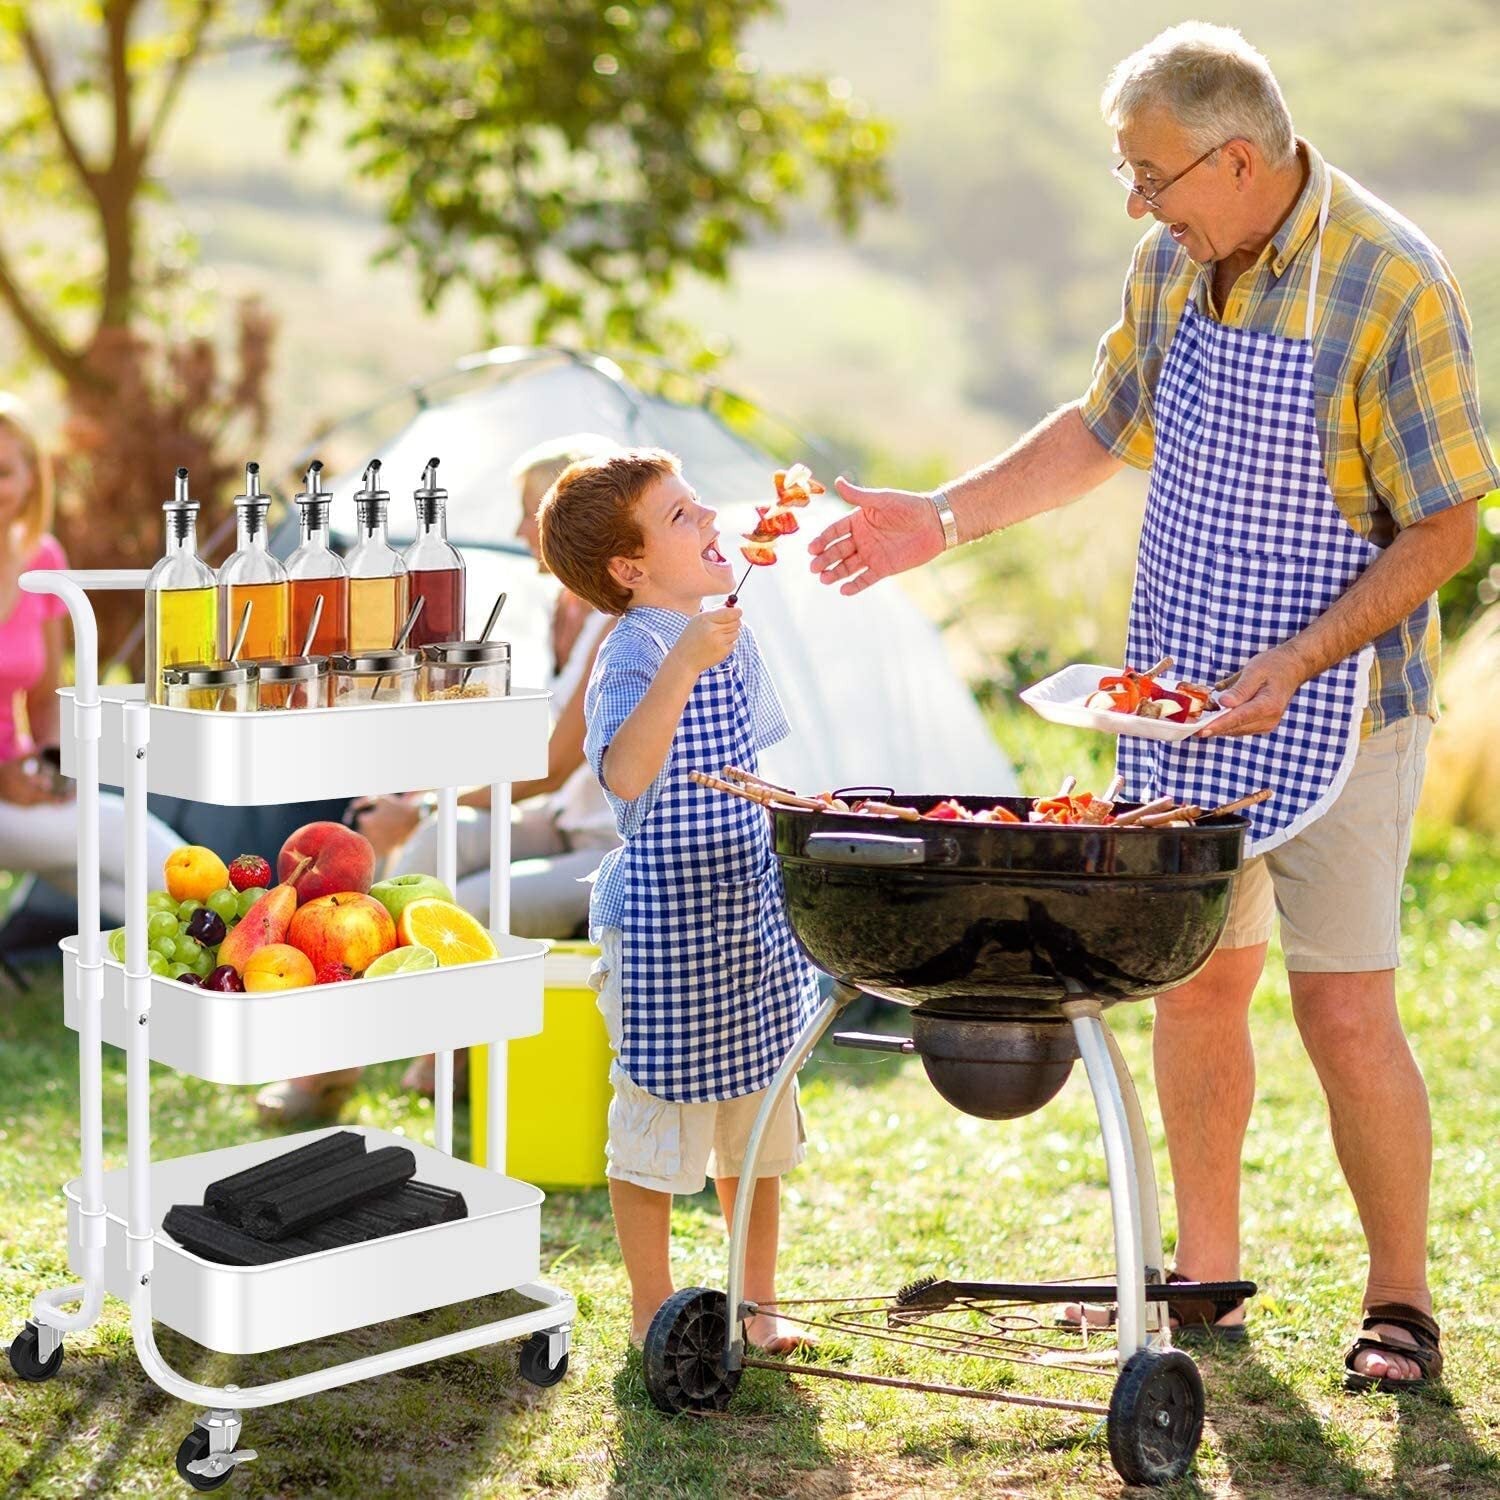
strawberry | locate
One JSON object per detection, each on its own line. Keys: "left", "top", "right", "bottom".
{"left": 227, "top": 854, "right": 272, "bottom": 892}
{"left": 314, "top": 960, "right": 355, "bottom": 985}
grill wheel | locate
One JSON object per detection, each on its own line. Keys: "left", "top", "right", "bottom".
{"left": 1107, "top": 1347, "right": 1206, "bottom": 1485}
{"left": 643, "top": 1287, "right": 743, "bottom": 1414}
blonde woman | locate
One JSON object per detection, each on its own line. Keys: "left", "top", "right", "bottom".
{"left": 0, "top": 395, "right": 181, "bottom": 929}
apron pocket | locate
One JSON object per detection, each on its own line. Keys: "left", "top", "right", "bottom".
{"left": 1209, "top": 548, "right": 1310, "bottom": 666}
{"left": 711, "top": 873, "right": 767, "bottom": 994}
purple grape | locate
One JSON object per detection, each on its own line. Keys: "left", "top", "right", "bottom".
{"left": 176, "top": 972, "right": 204, "bottom": 987}
{"left": 204, "top": 965, "right": 245, "bottom": 994}
{"left": 185, "top": 907, "right": 227, "bottom": 948}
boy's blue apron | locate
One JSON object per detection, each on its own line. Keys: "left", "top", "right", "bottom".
{"left": 1118, "top": 172, "right": 1376, "bottom": 857}
{"left": 618, "top": 623, "right": 817, "bottom": 1103}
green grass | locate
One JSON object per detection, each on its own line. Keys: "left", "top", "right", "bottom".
{"left": 2, "top": 729, "right": 1497, "bottom": 1498}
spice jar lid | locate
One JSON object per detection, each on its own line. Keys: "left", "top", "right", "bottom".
{"left": 421, "top": 640, "right": 512, "bottom": 666}
{"left": 252, "top": 655, "right": 330, "bottom": 683}
{"left": 329, "top": 650, "right": 421, "bottom": 674}
{"left": 161, "top": 660, "right": 259, "bottom": 688}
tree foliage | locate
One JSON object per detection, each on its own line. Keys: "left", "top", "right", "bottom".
{"left": 0, "top": 0, "right": 889, "bottom": 658}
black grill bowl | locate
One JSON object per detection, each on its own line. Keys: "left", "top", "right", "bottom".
{"left": 774, "top": 796, "right": 1246, "bottom": 1015}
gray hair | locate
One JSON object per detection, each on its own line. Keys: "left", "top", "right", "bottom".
{"left": 1102, "top": 23, "right": 1296, "bottom": 167}
{"left": 509, "top": 431, "right": 619, "bottom": 493}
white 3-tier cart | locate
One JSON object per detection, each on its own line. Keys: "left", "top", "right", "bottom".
{"left": 6, "top": 569, "right": 576, "bottom": 1492}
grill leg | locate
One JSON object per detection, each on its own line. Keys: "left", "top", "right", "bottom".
{"left": 1101, "top": 1021, "right": 1167, "bottom": 1339}
{"left": 1063, "top": 1001, "right": 1148, "bottom": 1365}
{"left": 723, "top": 981, "right": 856, "bottom": 1370}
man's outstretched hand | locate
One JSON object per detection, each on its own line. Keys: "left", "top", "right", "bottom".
{"left": 807, "top": 477, "right": 946, "bottom": 595}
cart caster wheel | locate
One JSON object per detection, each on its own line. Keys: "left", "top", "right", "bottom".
{"left": 1107, "top": 1347, "right": 1205, "bottom": 1486}
{"left": 518, "top": 1331, "right": 569, "bottom": 1387}
{"left": 176, "top": 1430, "right": 235, "bottom": 1492}
{"left": 643, "top": 1287, "right": 742, "bottom": 1415}
{"left": 8, "top": 1325, "right": 63, "bottom": 1383}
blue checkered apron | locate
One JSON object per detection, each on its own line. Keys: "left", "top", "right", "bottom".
{"left": 618, "top": 624, "right": 818, "bottom": 1103}
{"left": 1118, "top": 174, "right": 1376, "bottom": 856}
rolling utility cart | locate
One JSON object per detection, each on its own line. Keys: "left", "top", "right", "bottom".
{"left": 6, "top": 569, "right": 575, "bottom": 1492}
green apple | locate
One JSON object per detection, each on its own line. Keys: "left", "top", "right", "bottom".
{"left": 368, "top": 873, "right": 454, "bottom": 928}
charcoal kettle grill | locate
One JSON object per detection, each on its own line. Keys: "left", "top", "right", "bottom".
{"left": 643, "top": 793, "right": 1257, "bottom": 1488}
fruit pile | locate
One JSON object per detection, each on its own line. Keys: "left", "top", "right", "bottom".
{"left": 105, "top": 820, "right": 498, "bottom": 993}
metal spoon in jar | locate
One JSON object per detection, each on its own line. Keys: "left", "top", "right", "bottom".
{"left": 217, "top": 601, "right": 253, "bottom": 711}
{"left": 291, "top": 594, "right": 324, "bottom": 710}
{"left": 459, "top": 589, "right": 507, "bottom": 691}
{"left": 373, "top": 594, "right": 424, "bottom": 700}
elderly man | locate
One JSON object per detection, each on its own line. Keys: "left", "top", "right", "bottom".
{"left": 811, "top": 23, "right": 1497, "bottom": 1391}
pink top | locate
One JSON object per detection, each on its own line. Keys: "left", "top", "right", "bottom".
{"left": 0, "top": 533, "right": 68, "bottom": 762}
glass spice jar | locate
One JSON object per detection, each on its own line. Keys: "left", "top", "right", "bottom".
{"left": 161, "top": 661, "right": 259, "bottom": 713}
{"left": 329, "top": 649, "right": 420, "bottom": 706}
{"left": 254, "top": 655, "right": 331, "bottom": 711}
{"left": 419, "top": 640, "right": 511, "bottom": 701}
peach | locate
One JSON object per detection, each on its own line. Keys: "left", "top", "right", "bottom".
{"left": 288, "top": 892, "right": 396, "bottom": 976}
{"left": 277, "top": 821, "right": 376, "bottom": 903}
{"left": 164, "top": 845, "right": 230, "bottom": 903}
{"left": 242, "top": 943, "right": 316, "bottom": 992}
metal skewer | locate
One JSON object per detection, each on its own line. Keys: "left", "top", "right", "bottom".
{"left": 726, "top": 560, "right": 757, "bottom": 608}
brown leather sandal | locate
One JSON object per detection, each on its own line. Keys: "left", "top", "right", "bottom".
{"left": 1343, "top": 1303, "right": 1443, "bottom": 1393}
{"left": 1054, "top": 1270, "right": 1249, "bottom": 1342}
{"left": 1163, "top": 1270, "right": 1249, "bottom": 1344}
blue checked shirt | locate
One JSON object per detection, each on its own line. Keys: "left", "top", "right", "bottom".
{"left": 584, "top": 606, "right": 790, "bottom": 934}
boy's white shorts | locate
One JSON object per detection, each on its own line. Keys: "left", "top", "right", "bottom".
{"left": 591, "top": 926, "right": 807, "bottom": 1196}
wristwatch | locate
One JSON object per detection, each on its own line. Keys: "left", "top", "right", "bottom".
{"left": 930, "top": 487, "right": 960, "bottom": 551}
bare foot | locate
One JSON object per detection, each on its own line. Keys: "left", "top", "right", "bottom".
{"left": 1349, "top": 1324, "right": 1423, "bottom": 1382}
{"left": 744, "top": 1312, "right": 818, "bottom": 1355}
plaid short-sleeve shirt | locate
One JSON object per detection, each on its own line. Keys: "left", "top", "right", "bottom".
{"left": 1081, "top": 139, "right": 1500, "bottom": 732}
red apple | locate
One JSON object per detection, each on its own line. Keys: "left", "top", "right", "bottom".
{"left": 277, "top": 821, "right": 376, "bottom": 904}
{"left": 288, "top": 892, "right": 396, "bottom": 976}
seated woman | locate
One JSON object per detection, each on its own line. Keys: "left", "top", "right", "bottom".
{"left": 256, "top": 434, "right": 620, "bottom": 1121}
{"left": 0, "top": 395, "right": 183, "bottom": 930}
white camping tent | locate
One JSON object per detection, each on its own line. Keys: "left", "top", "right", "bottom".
{"left": 321, "top": 348, "right": 1016, "bottom": 796}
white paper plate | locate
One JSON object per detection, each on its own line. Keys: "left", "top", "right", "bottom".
{"left": 1019, "top": 663, "right": 1224, "bottom": 743}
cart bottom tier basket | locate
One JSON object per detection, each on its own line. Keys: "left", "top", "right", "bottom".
{"left": 65, "top": 1126, "right": 543, "bottom": 1355}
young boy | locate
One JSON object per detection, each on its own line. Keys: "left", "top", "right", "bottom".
{"left": 538, "top": 448, "right": 819, "bottom": 1351}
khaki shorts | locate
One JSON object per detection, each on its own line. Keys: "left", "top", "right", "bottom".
{"left": 590, "top": 927, "right": 807, "bottom": 1196}
{"left": 1219, "top": 715, "right": 1430, "bottom": 972}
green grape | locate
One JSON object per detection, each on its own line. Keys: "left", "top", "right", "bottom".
{"left": 177, "top": 898, "right": 206, "bottom": 920}
{"left": 207, "top": 888, "right": 239, "bottom": 923}
{"left": 190, "top": 949, "right": 215, "bottom": 978}
{"left": 147, "top": 951, "right": 171, "bottom": 977}
{"left": 174, "top": 934, "right": 203, "bottom": 963}
{"left": 168, "top": 961, "right": 193, "bottom": 979}
{"left": 236, "top": 887, "right": 262, "bottom": 918}
{"left": 147, "top": 911, "right": 178, "bottom": 941}
{"left": 147, "top": 891, "right": 178, "bottom": 913}
{"left": 151, "top": 935, "right": 177, "bottom": 963}
{"left": 107, "top": 928, "right": 127, "bottom": 963}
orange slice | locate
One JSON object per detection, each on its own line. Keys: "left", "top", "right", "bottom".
{"left": 396, "top": 899, "right": 498, "bottom": 965}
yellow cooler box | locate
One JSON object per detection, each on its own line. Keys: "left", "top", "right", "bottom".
{"left": 471, "top": 940, "right": 611, "bottom": 1188}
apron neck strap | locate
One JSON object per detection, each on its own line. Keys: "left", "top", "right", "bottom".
{"left": 1303, "top": 168, "right": 1334, "bottom": 343}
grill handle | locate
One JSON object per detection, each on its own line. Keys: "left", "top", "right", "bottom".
{"left": 833, "top": 1031, "right": 915, "bottom": 1055}
{"left": 805, "top": 833, "right": 930, "bottom": 866}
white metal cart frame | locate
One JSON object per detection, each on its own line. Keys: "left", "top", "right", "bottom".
{"left": 9, "top": 569, "right": 576, "bottom": 1491}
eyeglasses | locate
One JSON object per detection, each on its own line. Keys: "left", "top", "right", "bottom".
{"left": 1110, "top": 142, "right": 1231, "bottom": 209}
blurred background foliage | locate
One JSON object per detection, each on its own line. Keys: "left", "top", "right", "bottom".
{"left": 1, "top": 0, "right": 1497, "bottom": 806}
